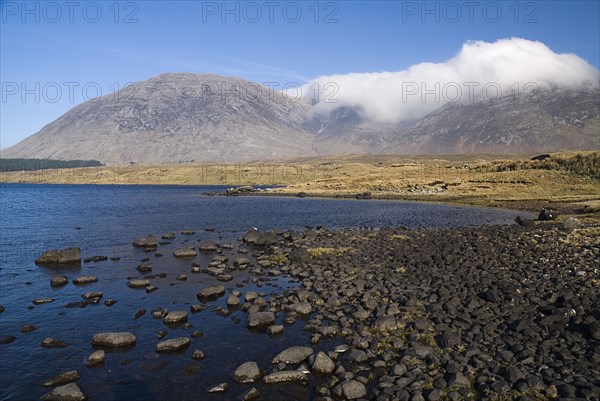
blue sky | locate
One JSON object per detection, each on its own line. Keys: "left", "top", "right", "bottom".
{"left": 1, "top": 0, "right": 599, "bottom": 149}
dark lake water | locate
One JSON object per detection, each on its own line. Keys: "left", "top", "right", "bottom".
{"left": 0, "top": 184, "right": 529, "bottom": 400}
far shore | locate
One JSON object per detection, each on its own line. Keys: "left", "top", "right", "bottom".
{"left": 2, "top": 151, "right": 599, "bottom": 218}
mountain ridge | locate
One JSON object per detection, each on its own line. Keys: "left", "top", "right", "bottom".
{"left": 3, "top": 73, "right": 598, "bottom": 163}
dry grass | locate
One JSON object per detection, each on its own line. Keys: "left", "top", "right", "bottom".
{"left": 306, "top": 247, "right": 354, "bottom": 257}
{"left": 2, "top": 151, "right": 599, "bottom": 212}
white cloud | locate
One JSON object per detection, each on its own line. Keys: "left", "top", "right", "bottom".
{"left": 304, "top": 38, "right": 600, "bottom": 123}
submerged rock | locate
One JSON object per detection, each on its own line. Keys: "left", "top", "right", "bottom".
{"left": 207, "top": 383, "right": 229, "bottom": 393}
{"left": 41, "top": 337, "right": 68, "bottom": 348}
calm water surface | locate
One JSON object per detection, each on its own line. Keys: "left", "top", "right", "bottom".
{"left": 0, "top": 184, "right": 528, "bottom": 400}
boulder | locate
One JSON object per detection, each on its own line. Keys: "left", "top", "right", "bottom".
{"left": 227, "top": 295, "right": 241, "bottom": 307}
{"left": 127, "top": 279, "right": 150, "bottom": 288}
{"left": 192, "top": 349, "right": 205, "bottom": 360}
{"left": 589, "top": 321, "right": 600, "bottom": 341}
{"left": 50, "top": 275, "right": 69, "bottom": 287}
{"left": 43, "top": 371, "right": 80, "bottom": 387}
{"left": 339, "top": 380, "right": 367, "bottom": 399}
{"left": 233, "top": 361, "right": 261, "bottom": 383}
{"left": 92, "top": 332, "right": 136, "bottom": 348}
{"left": 132, "top": 235, "right": 158, "bottom": 249}
{"left": 538, "top": 208, "right": 556, "bottom": 221}
{"left": 199, "top": 241, "right": 218, "bottom": 252}
{"left": 242, "top": 229, "right": 277, "bottom": 246}
{"left": 437, "top": 331, "right": 461, "bottom": 348}
{"left": 86, "top": 350, "right": 105, "bottom": 367}
{"left": 173, "top": 248, "right": 197, "bottom": 258}
{"left": 267, "top": 325, "right": 284, "bottom": 335}
{"left": 35, "top": 247, "right": 81, "bottom": 265}
{"left": 289, "top": 301, "right": 312, "bottom": 315}
{"left": 41, "top": 337, "right": 68, "bottom": 348}
{"left": 207, "top": 383, "right": 229, "bottom": 393}
{"left": 311, "top": 351, "right": 335, "bottom": 374}
{"left": 81, "top": 292, "right": 103, "bottom": 300}
{"left": 564, "top": 217, "right": 581, "bottom": 230}
{"left": 72, "top": 276, "right": 98, "bottom": 285}
{"left": 234, "top": 258, "right": 250, "bottom": 267}
{"left": 288, "top": 248, "right": 311, "bottom": 263}
{"left": 163, "top": 311, "right": 188, "bottom": 324}
{"left": 247, "top": 311, "right": 275, "bottom": 329}
{"left": 245, "top": 291, "right": 258, "bottom": 302}
{"left": 197, "top": 285, "right": 225, "bottom": 300}
{"left": 239, "top": 387, "right": 261, "bottom": 401}
{"left": 272, "top": 346, "right": 313, "bottom": 364}
{"left": 43, "top": 383, "right": 85, "bottom": 401}
{"left": 515, "top": 216, "right": 534, "bottom": 227}
{"left": 156, "top": 337, "right": 190, "bottom": 353}
{"left": 263, "top": 370, "right": 308, "bottom": 384}
{"left": 374, "top": 316, "right": 397, "bottom": 331}
{"left": 242, "top": 228, "right": 261, "bottom": 244}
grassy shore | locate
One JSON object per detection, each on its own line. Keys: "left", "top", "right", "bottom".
{"left": 2, "top": 151, "right": 599, "bottom": 215}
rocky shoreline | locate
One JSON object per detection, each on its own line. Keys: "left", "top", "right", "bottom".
{"left": 2, "top": 217, "right": 599, "bottom": 400}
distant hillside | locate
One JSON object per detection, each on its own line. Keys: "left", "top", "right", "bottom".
{"left": 2, "top": 73, "right": 599, "bottom": 163}
{"left": 0, "top": 158, "right": 103, "bottom": 172}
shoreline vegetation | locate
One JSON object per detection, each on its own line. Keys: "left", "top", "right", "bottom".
{"left": 1, "top": 151, "right": 599, "bottom": 215}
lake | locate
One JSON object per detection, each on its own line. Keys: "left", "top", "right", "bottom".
{"left": 0, "top": 184, "right": 527, "bottom": 400}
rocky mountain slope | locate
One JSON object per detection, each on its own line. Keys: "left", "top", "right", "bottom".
{"left": 3, "top": 73, "right": 598, "bottom": 163}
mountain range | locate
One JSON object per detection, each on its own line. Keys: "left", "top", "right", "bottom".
{"left": 2, "top": 73, "right": 598, "bottom": 163}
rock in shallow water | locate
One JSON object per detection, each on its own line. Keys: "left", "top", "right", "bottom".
{"left": 207, "top": 383, "right": 229, "bottom": 393}
{"left": 163, "top": 311, "right": 188, "bottom": 324}
{"left": 132, "top": 235, "right": 157, "bottom": 249}
{"left": 156, "top": 337, "right": 190, "bottom": 352}
{"left": 92, "top": 332, "right": 136, "bottom": 348}
{"left": 272, "top": 346, "right": 314, "bottom": 364}
{"left": 263, "top": 370, "right": 308, "bottom": 384}
{"left": 247, "top": 311, "right": 275, "bottom": 329}
{"left": 336, "top": 380, "right": 367, "bottom": 399}
{"left": 311, "top": 351, "right": 335, "bottom": 374}
{"left": 43, "top": 383, "right": 85, "bottom": 401}
{"left": 36, "top": 248, "right": 81, "bottom": 265}
{"left": 128, "top": 279, "right": 150, "bottom": 288}
{"left": 173, "top": 248, "right": 197, "bottom": 258}
{"left": 50, "top": 275, "right": 69, "bottom": 287}
{"left": 43, "top": 371, "right": 80, "bottom": 387}
{"left": 86, "top": 350, "right": 105, "bottom": 367}
{"left": 41, "top": 337, "right": 68, "bottom": 348}
{"left": 233, "top": 361, "right": 261, "bottom": 383}
{"left": 197, "top": 285, "right": 225, "bottom": 300}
